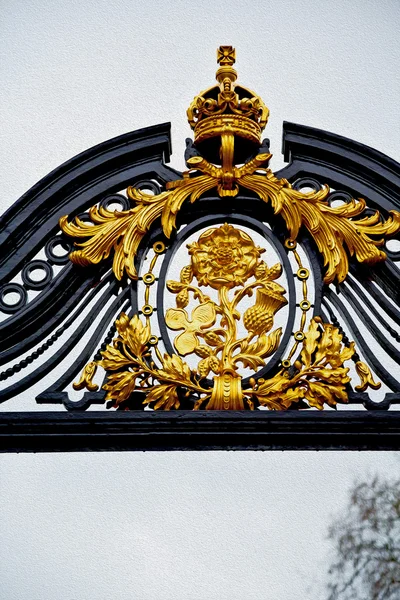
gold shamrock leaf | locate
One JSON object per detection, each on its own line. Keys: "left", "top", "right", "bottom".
{"left": 165, "top": 301, "right": 217, "bottom": 355}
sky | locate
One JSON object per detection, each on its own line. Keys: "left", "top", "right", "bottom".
{"left": 1, "top": 1, "right": 400, "bottom": 599}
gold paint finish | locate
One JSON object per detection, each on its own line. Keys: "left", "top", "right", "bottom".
{"left": 73, "top": 227, "right": 383, "bottom": 410}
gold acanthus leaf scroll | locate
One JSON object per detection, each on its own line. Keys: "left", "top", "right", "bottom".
{"left": 59, "top": 175, "right": 216, "bottom": 280}
{"left": 60, "top": 152, "right": 400, "bottom": 284}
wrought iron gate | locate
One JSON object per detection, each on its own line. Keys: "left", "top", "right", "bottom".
{"left": 1, "top": 47, "right": 400, "bottom": 451}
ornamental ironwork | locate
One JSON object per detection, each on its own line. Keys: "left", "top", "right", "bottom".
{"left": 1, "top": 46, "right": 400, "bottom": 451}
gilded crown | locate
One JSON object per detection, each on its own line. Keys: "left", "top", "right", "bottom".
{"left": 187, "top": 46, "right": 269, "bottom": 153}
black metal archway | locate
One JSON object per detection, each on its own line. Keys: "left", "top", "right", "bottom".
{"left": 0, "top": 117, "right": 399, "bottom": 451}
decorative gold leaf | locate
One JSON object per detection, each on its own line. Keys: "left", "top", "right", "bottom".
{"left": 300, "top": 318, "right": 320, "bottom": 367}
{"left": 99, "top": 344, "right": 134, "bottom": 371}
{"left": 310, "top": 367, "right": 350, "bottom": 385}
{"left": 166, "top": 280, "right": 185, "bottom": 293}
{"left": 73, "top": 361, "right": 99, "bottom": 392}
{"left": 315, "top": 323, "right": 343, "bottom": 365}
{"left": 191, "top": 302, "right": 217, "bottom": 327}
{"left": 174, "top": 331, "right": 198, "bottom": 355}
{"left": 236, "top": 353, "right": 266, "bottom": 370}
{"left": 339, "top": 341, "right": 355, "bottom": 364}
{"left": 355, "top": 361, "right": 381, "bottom": 392}
{"left": 144, "top": 384, "right": 180, "bottom": 411}
{"left": 255, "top": 261, "right": 282, "bottom": 282}
{"left": 165, "top": 308, "right": 188, "bottom": 331}
{"left": 304, "top": 381, "right": 330, "bottom": 410}
{"left": 180, "top": 265, "right": 193, "bottom": 284}
{"left": 166, "top": 302, "right": 216, "bottom": 356}
{"left": 117, "top": 314, "right": 150, "bottom": 356}
{"left": 239, "top": 173, "right": 400, "bottom": 283}
{"left": 103, "top": 371, "right": 138, "bottom": 404}
{"left": 159, "top": 353, "right": 192, "bottom": 382}
{"left": 60, "top": 174, "right": 216, "bottom": 281}
{"left": 256, "top": 377, "right": 302, "bottom": 409}
{"left": 246, "top": 328, "right": 282, "bottom": 359}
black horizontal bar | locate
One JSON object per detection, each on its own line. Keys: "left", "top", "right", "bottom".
{"left": 1, "top": 411, "right": 400, "bottom": 452}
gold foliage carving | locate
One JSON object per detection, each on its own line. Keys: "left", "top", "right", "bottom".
{"left": 60, "top": 176, "right": 216, "bottom": 280}
{"left": 73, "top": 224, "right": 383, "bottom": 410}
{"left": 239, "top": 167, "right": 400, "bottom": 284}
{"left": 60, "top": 150, "right": 400, "bottom": 284}
{"left": 164, "top": 224, "right": 287, "bottom": 410}
{"left": 97, "top": 313, "right": 208, "bottom": 409}
{"left": 248, "top": 318, "right": 368, "bottom": 410}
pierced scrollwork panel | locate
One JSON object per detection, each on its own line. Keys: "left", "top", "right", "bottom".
{"left": 1, "top": 46, "right": 400, "bottom": 417}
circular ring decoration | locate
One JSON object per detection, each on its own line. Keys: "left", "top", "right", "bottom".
{"left": 21, "top": 260, "right": 53, "bottom": 291}
{"left": 294, "top": 331, "right": 305, "bottom": 341}
{"left": 385, "top": 238, "right": 400, "bottom": 262}
{"left": 153, "top": 241, "right": 166, "bottom": 254}
{"left": 299, "top": 300, "right": 311, "bottom": 311}
{"left": 99, "top": 194, "right": 130, "bottom": 212}
{"left": 134, "top": 179, "right": 162, "bottom": 196}
{"left": 328, "top": 191, "right": 353, "bottom": 208}
{"left": 143, "top": 273, "right": 156, "bottom": 285}
{"left": 285, "top": 239, "right": 297, "bottom": 250}
{"left": 45, "top": 236, "right": 73, "bottom": 265}
{"left": 292, "top": 177, "right": 323, "bottom": 193}
{"left": 148, "top": 335, "right": 159, "bottom": 345}
{"left": 296, "top": 268, "right": 309, "bottom": 280}
{"left": 281, "top": 359, "right": 291, "bottom": 368}
{"left": 142, "top": 304, "right": 154, "bottom": 316}
{"left": 0, "top": 283, "right": 28, "bottom": 314}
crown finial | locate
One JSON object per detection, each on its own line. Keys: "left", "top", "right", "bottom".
{"left": 187, "top": 47, "right": 269, "bottom": 164}
{"left": 217, "top": 46, "right": 236, "bottom": 66}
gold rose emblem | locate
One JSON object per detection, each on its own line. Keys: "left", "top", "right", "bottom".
{"left": 187, "top": 223, "right": 264, "bottom": 289}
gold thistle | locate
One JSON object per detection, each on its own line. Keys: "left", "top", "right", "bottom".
{"left": 74, "top": 300, "right": 380, "bottom": 412}
{"left": 72, "top": 227, "right": 381, "bottom": 411}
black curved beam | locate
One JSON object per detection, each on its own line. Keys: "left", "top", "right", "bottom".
{"left": 323, "top": 289, "right": 400, "bottom": 392}
{"left": 0, "top": 121, "right": 399, "bottom": 449}
{"left": 0, "top": 123, "right": 181, "bottom": 284}
{"left": 276, "top": 122, "right": 400, "bottom": 213}
{"left": 0, "top": 265, "right": 108, "bottom": 362}
{"left": 0, "top": 280, "right": 120, "bottom": 403}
